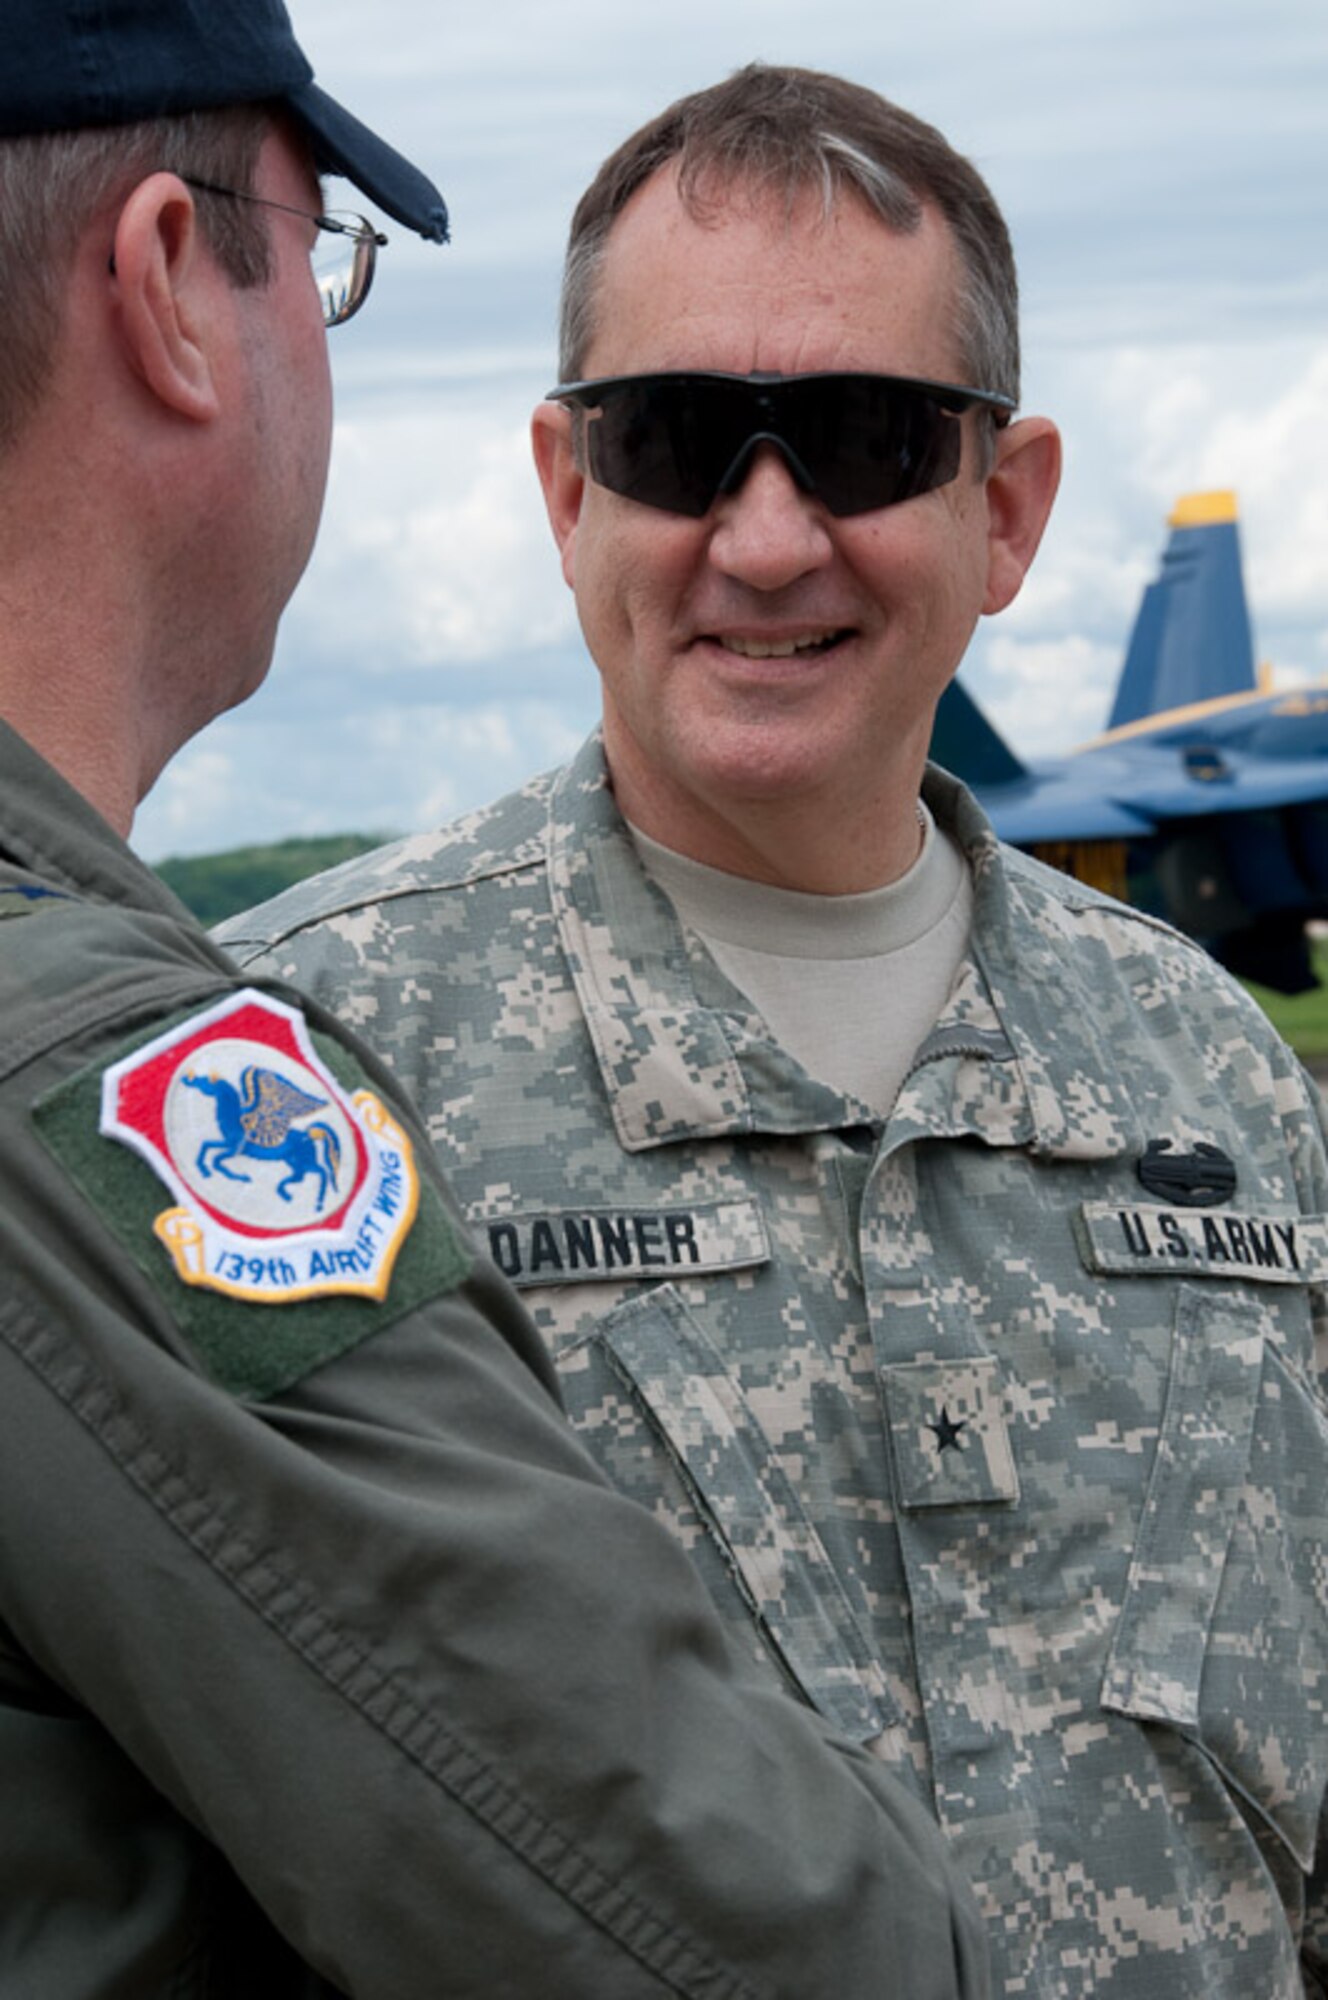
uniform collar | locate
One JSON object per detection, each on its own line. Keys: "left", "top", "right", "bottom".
{"left": 548, "top": 734, "right": 1137, "bottom": 1159}
{"left": 0, "top": 718, "right": 198, "bottom": 921}
{"left": 546, "top": 734, "right": 828, "bottom": 1150}
{"left": 904, "top": 766, "right": 1139, "bottom": 1161}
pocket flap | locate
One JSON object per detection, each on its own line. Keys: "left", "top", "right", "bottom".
{"left": 601, "top": 1285, "right": 898, "bottom": 1742}
{"left": 883, "top": 1357, "right": 1020, "bottom": 1509}
{"left": 1101, "top": 1289, "right": 1263, "bottom": 1729}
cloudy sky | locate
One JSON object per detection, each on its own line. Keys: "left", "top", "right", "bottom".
{"left": 132, "top": 0, "right": 1328, "bottom": 863}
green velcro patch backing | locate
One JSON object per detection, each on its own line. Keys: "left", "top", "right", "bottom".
{"left": 35, "top": 1002, "right": 472, "bottom": 1401}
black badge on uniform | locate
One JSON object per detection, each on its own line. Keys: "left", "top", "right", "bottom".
{"left": 1136, "top": 1139, "right": 1237, "bottom": 1208}
{"left": 927, "top": 1407, "right": 969, "bottom": 1455}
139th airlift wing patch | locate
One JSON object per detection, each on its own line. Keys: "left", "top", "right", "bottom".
{"left": 96, "top": 989, "right": 420, "bottom": 1304}
{"left": 34, "top": 990, "right": 472, "bottom": 1398}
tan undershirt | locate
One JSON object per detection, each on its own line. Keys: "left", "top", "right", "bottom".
{"left": 629, "top": 806, "right": 973, "bottom": 1117}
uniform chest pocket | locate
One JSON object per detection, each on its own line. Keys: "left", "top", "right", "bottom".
{"left": 590, "top": 1284, "right": 900, "bottom": 1744}
{"left": 1101, "top": 1284, "right": 1328, "bottom": 1870}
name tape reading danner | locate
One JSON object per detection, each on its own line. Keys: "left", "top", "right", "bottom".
{"left": 482, "top": 1199, "right": 768, "bottom": 1287}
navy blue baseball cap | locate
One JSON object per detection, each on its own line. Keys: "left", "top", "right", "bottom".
{"left": 0, "top": 0, "right": 449, "bottom": 243}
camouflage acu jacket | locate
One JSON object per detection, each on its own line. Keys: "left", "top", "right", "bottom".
{"left": 2, "top": 723, "right": 989, "bottom": 1997}
{"left": 221, "top": 731, "right": 1328, "bottom": 1999}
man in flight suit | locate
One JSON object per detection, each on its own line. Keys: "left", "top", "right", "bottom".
{"left": 223, "top": 65, "right": 1328, "bottom": 1997}
{"left": 0, "top": 15, "right": 992, "bottom": 1994}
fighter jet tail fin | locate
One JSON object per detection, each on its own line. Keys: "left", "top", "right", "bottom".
{"left": 1107, "top": 490, "right": 1257, "bottom": 730}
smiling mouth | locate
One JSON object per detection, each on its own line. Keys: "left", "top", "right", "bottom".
{"left": 717, "top": 629, "right": 849, "bottom": 660}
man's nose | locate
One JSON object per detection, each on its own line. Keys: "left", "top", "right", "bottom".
{"left": 707, "top": 442, "right": 835, "bottom": 590}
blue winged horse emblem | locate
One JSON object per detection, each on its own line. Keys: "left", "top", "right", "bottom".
{"left": 184, "top": 1065, "right": 342, "bottom": 1211}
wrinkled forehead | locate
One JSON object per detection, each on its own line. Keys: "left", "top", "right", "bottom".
{"left": 586, "top": 164, "right": 967, "bottom": 383}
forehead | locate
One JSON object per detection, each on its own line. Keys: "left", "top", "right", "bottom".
{"left": 583, "top": 163, "right": 965, "bottom": 383}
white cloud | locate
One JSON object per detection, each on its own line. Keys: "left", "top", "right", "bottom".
{"left": 139, "top": 745, "right": 242, "bottom": 847}
{"left": 128, "top": 0, "right": 1328, "bottom": 865}
{"left": 1200, "top": 352, "right": 1328, "bottom": 628}
{"left": 953, "top": 335, "right": 1328, "bottom": 762}
{"left": 288, "top": 394, "right": 572, "bottom": 673}
{"left": 981, "top": 634, "right": 1123, "bottom": 756}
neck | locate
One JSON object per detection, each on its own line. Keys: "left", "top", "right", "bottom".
{"left": 604, "top": 728, "right": 930, "bottom": 895}
{"left": 0, "top": 418, "right": 230, "bottom": 838}
{"left": 0, "top": 490, "right": 181, "bottom": 837}
{"left": 0, "top": 683, "right": 138, "bottom": 836}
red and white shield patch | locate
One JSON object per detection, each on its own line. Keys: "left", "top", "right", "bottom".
{"left": 100, "top": 989, "right": 418, "bottom": 1303}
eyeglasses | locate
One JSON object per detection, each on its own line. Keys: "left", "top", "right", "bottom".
{"left": 179, "top": 177, "right": 388, "bottom": 328}
{"left": 546, "top": 370, "right": 1017, "bottom": 519}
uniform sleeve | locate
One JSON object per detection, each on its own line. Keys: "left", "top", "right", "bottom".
{"left": 1, "top": 1053, "right": 990, "bottom": 1998}
{"left": 1283, "top": 1056, "right": 1328, "bottom": 1995}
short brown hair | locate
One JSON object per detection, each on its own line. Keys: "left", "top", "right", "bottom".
{"left": 558, "top": 65, "right": 1020, "bottom": 403}
{"left": 0, "top": 104, "right": 274, "bottom": 454}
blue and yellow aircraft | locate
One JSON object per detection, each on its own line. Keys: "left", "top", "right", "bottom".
{"left": 932, "top": 491, "right": 1328, "bottom": 993}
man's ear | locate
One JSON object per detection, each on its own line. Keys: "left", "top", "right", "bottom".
{"left": 531, "top": 401, "right": 585, "bottom": 589}
{"left": 981, "top": 415, "right": 1062, "bottom": 615}
{"left": 109, "top": 175, "right": 222, "bottom": 423}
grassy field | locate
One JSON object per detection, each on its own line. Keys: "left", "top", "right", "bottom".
{"left": 1241, "top": 938, "right": 1328, "bottom": 1064}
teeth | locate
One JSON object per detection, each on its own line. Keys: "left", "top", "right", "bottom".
{"left": 723, "top": 631, "right": 838, "bottom": 659}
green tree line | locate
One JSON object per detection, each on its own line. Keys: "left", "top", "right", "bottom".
{"left": 154, "top": 834, "right": 390, "bottom": 928}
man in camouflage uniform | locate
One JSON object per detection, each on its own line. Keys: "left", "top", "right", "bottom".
{"left": 0, "top": 18, "right": 993, "bottom": 1994}
{"left": 221, "top": 66, "right": 1328, "bottom": 1996}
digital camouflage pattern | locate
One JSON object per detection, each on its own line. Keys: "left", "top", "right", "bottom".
{"left": 222, "top": 731, "right": 1328, "bottom": 1998}
{"left": 2, "top": 722, "right": 993, "bottom": 1997}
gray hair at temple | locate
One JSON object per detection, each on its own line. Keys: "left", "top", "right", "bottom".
{"left": 557, "top": 64, "right": 1021, "bottom": 407}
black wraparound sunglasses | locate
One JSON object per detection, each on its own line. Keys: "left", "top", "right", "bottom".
{"left": 545, "top": 370, "right": 1016, "bottom": 519}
